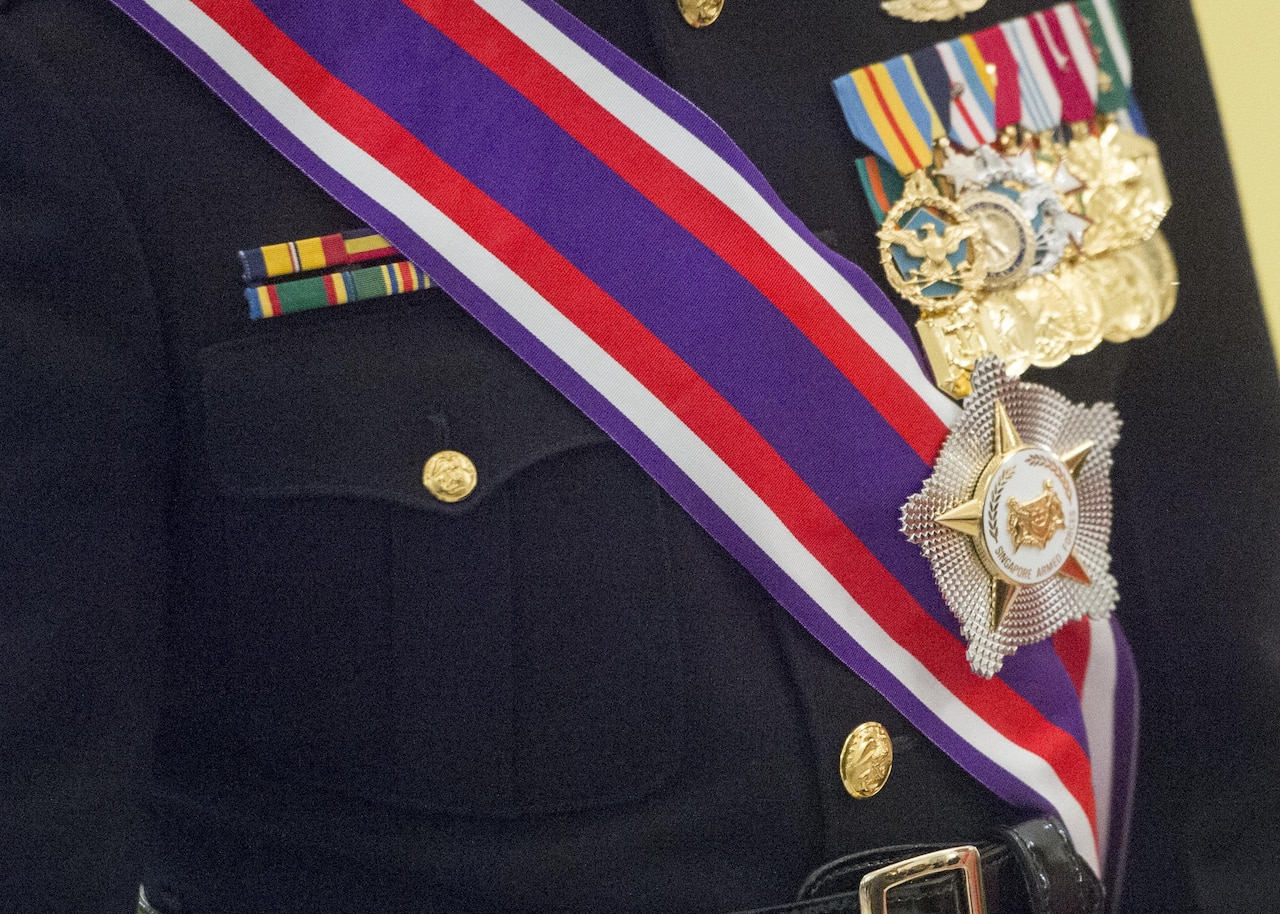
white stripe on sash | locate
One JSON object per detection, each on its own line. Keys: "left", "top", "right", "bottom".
{"left": 1082, "top": 619, "right": 1119, "bottom": 861}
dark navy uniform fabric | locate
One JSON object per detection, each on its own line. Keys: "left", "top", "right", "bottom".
{"left": 1, "top": 1, "right": 1278, "bottom": 911}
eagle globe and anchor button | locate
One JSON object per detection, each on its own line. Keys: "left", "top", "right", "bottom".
{"left": 902, "top": 360, "right": 1121, "bottom": 678}
{"left": 423, "top": 449, "right": 478, "bottom": 503}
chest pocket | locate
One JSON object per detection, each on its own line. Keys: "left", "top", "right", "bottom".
{"left": 199, "top": 300, "right": 681, "bottom": 817}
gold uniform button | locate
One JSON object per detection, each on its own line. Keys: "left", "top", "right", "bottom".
{"left": 839, "top": 721, "right": 893, "bottom": 799}
{"left": 678, "top": 0, "right": 724, "bottom": 27}
{"left": 422, "top": 450, "right": 478, "bottom": 503}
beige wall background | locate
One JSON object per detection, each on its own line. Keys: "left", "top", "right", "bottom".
{"left": 1191, "top": 1, "right": 1280, "bottom": 352}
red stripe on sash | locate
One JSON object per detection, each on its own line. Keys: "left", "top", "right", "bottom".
{"left": 1054, "top": 619, "right": 1092, "bottom": 698}
{"left": 195, "top": 0, "right": 1097, "bottom": 831}
{"left": 406, "top": 0, "right": 947, "bottom": 463}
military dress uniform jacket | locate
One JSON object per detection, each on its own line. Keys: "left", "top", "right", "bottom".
{"left": 2, "top": 0, "right": 1279, "bottom": 912}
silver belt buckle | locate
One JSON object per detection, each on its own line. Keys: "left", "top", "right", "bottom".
{"left": 858, "top": 845, "right": 986, "bottom": 914}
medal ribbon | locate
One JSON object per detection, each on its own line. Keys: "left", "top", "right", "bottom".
{"left": 110, "top": 0, "right": 1142, "bottom": 879}
{"left": 1027, "top": 6, "right": 1096, "bottom": 123}
{"left": 1001, "top": 16, "right": 1064, "bottom": 131}
{"left": 936, "top": 36, "right": 998, "bottom": 149}
{"left": 1079, "top": 0, "right": 1131, "bottom": 114}
{"left": 855, "top": 155, "right": 906, "bottom": 223}
{"left": 833, "top": 55, "right": 945, "bottom": 174}
{"left": 909, "top": 47, "right": 955, "bottom": 142}
{"left": 971, "top": 23, "right": 1024, "bottom": 130}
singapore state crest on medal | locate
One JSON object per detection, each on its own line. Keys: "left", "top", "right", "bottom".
{"left": 901, "top": 360, "right": 1121, "bottom": 677}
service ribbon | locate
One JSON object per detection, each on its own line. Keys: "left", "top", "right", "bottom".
{"left": 238, "top": 226, "right": 396, "bottom": 282}
{"left": 971, "top": 23, "right": 1024, "bottom": 130}
{"left": 246, "top": 259, "right": 430, "bottom": 319}
{"left": 1027, "top": 5, "right": 1098, "bottom": 124}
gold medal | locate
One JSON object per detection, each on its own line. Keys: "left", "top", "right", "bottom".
{"left": 1062, "top": 119, "right": 1171, "bottom": 257}
{"left": 881, "top": 0, "right": 988, "bottom": 23}
{"left": 915, "top": 301, "right": 989, "bottom": 399}
{"left": 975, "top": 287, "right": 1037, "bottom": 377}
{"left": 1076, "top": 229, "right": 1178, "bottom": 344}
{"left": 959, "top": 189, "right": 1035, "bottom": 291}
{"left": 878, "top": 171, "right": 988, "bottom": 315}
{"left": 1047, "top": 263, "right": 1105, "bottom": 357}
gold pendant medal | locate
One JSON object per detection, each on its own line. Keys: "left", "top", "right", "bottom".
{"left": 878, "top": 171, "right": 988, "bottom": 313}
{"left": 878, "top": 172, "right": 988, "bottom": 397}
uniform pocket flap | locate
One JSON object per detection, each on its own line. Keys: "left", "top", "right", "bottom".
{"left": 200, "top": 305, "right": 609, "bottom": 513}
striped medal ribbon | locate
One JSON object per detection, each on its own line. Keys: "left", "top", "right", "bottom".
{"left": 110, "top": 0, "right": 1137, "bottom": 881}
{"left": 832, "top": 54, "right": 946, "bottom": 173}
{"left": 1001, "top": 14, "right": 1065, "bottom": 131}
{"left": 1026, "top": 4, "right": 1099, "bottom": 125}
{"left": 971, "top": 23, "right": 1024, "bottom": 131}
{"left": 935, "top": 35, "right": 999, "bottom": 149}
{"left": 1078, "top": 0, "right": 1136, "bottom": 125}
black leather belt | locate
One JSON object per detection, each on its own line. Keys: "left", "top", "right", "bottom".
{"left": 731, "top": 818, "right": 1104, "bottom": 914}
{"left": 138, "top": 818, "right": 1102, "bottom": 914}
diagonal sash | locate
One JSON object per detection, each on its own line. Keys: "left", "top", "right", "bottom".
{"left": 110, "top": 0, "right": 1139, "bottom": 880}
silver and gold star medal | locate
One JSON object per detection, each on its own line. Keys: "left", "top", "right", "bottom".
{"left": 901, "top": 360, "right": 1120, "bottom": 677}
